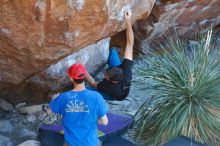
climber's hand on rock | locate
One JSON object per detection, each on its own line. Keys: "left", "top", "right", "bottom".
{"left": 125, "top": 9, "right": 132, "bottom": 21}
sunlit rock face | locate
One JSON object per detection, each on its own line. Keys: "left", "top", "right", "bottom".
{"left": 26, "top": 38, "right": 110, "bottom": 103}
{"left": 133, "top": 0, "right": 220, "bottom": 52}
{"left": 0, "top": 0, "right": 155, "bottom": 103}
{"left": 111, "top": 0, "right": 220, "bottom": 54}
{"left": 2, "top": 38, "right": 110, "bottom": 104}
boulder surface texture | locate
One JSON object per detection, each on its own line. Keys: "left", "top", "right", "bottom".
{"left": 0, "top": 0, "right": 155, "bottom": 103}
{"left": 133, "top": 0, "right": 220, "bottom": 52}
{"left": 111, "top": 0, "right": 220, "bottom": 54}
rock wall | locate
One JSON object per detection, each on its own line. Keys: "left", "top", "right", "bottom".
{"left": 133, "top": 0, "right": 220, "bottom": 52}
{"left": 4, "top": 38, "right": 110, "bottom": 104}
{"left": 0, "top": 0, "right": 156, "bottom": 103}
{"left": 111, "top": 0, "right": 220, "bottom": 54}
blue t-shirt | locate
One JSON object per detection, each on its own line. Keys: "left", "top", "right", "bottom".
{"left": 49, "top": 89, "right": 108, "bottom": 146}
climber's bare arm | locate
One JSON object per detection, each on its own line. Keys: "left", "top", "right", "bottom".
{"left": 98, "top": 114, "right": 108, "bottom": 125}
{"left": 124, "top": 10, "right": 134, "bottom": 61}
{"left": 85, "top": 73, "right": 98, "bottom": 89}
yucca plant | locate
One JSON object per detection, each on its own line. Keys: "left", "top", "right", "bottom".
{"left": 134, "top": 30, "right": 220, "bottom": 146}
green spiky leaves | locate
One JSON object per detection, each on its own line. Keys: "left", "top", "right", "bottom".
{"left": 135, "top": 30, "right": 220, "bottom": 146}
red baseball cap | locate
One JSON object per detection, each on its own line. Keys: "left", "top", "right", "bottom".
{"left": 67, "top": 63, "right": 87, "bottom": 79}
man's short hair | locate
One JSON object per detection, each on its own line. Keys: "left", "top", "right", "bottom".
{"left": 73, "top": 79, "right": 84, "bottom": 84}
{"left": 106, "top": 67, "right": 123, "bottom": 82}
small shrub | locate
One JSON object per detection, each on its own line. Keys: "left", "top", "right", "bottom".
{"left": 135, "top": 30, "right": 220, "bottom": 146}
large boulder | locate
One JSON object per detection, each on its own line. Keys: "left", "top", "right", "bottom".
{"left": 133, "top": 0, "right": 220, "bottom": 51}
{"left": 111, "top": 0, "right": 220, "bottom": 54}
{"left": 4, "top": 38, "right": 110, "bottom": 104}
{"left": 0, "top": 0, "right": 156, "bottom": 103}
{"left": 28, "top": 38, "right": 111, "bottom": 93}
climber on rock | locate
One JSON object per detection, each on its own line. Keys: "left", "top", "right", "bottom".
{"left": 85, "top": 10, "right": 134, "bottom": 101}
